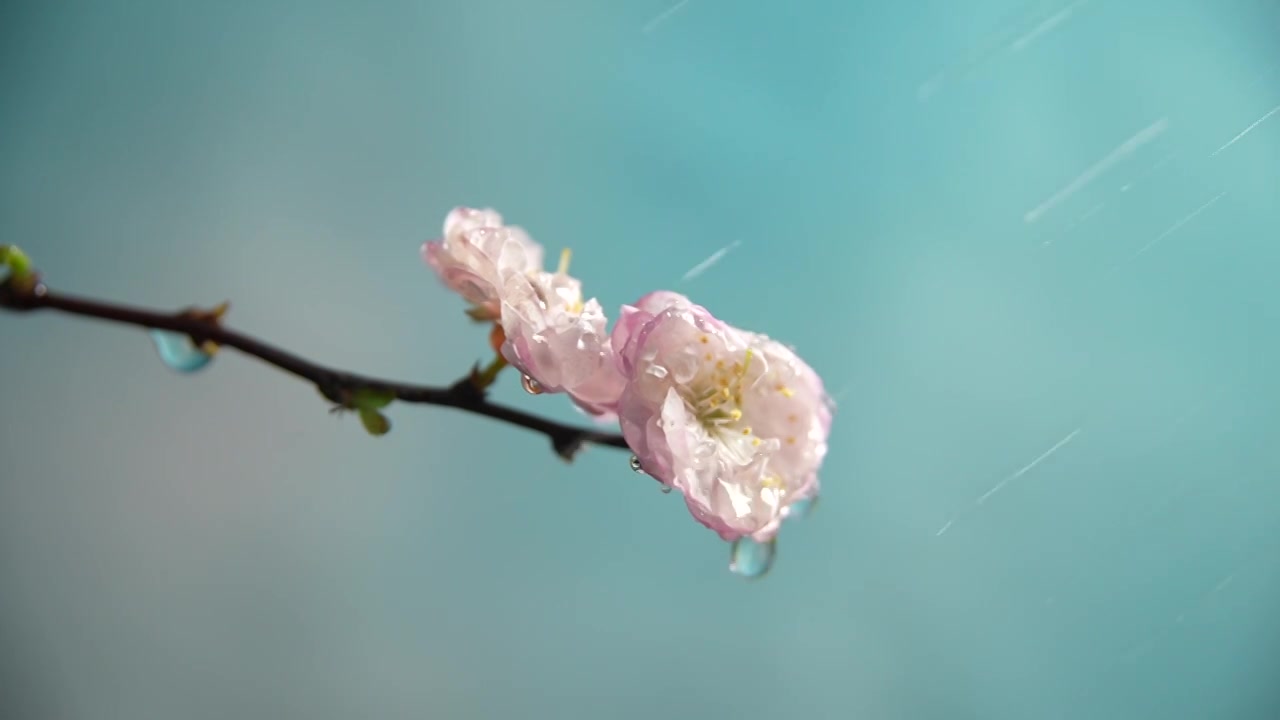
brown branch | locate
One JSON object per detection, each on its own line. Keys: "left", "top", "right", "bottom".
{"left": 0, "top": 276, "right": 631, "bottom": 461}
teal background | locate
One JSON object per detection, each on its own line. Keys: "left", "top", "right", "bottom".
{"left": 2, "top": 0, "right": 1279, "bottom": 717}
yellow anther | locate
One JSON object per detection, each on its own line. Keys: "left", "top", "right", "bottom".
{"left": 752, "top": 438, "right": 761, "bottom": 446}
{"left": 728, "top": 408, "right": 742, "bottom": 421}
{"left": 700, "top": 335, "right": 709, "bottom": 344}
{"left": 787, "top": 414, "right": 798, "bottom": 423}
{"left": 741, "top": 427, "right": 752, "bottom": 435}
{"left": 721, "top": 387, "right": 731, "bottom": 399}
{"left": 761, "top": 476, "right": 782, "bottom": 489}
{"left": 786, "top": 436, "right": 796, "bottom": 445}
{"left": 557, "top": 248, "right": 572, "bottom": 275}
{"left": 715, "top": 360, "right": 725, "bottom": 369}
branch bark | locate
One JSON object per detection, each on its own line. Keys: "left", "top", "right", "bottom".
{"left": 0, "top": 276, "right": 631, "bottom": 461}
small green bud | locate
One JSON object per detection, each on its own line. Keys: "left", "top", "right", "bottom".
{"left": 351, "top": 388, "right": 395, "bottom": 411}
{"left": 358, "top": 408, "right": 391, "bottom": 436}
{"left": 0, "top": 245, "right": 33, "bottom": 280}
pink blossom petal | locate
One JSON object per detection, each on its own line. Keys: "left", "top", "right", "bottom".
{"left": 499, "top": 271, "right": 624, "bottom": 418}
{"left": 422, "top": 207, "right": 544, "bottom": 319}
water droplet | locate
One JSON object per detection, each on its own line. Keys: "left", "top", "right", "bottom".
{"left": 149, "top": 330, "right": 214, "bottom": 373}
{"left": 729, "top": 537, "right": 776, "bottom": 579}
{"left": 629, "top": 455, "right": 644, "bottom": 472}
{"left": 521, "top": 374, "right": 543, "bottom": 395}
{"left": 786, "top": 495, "right": 819, "bottom": 521}
{"left": 660, "top": 485, "right": 672, "bottom": 494}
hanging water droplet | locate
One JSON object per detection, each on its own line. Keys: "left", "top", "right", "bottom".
{"left": 149, "top": 330, "right": 214, "bottom": 373}
{"left": 659, "top": 485, "right": 672, "bottom": 494}
{"left": 786, "top": 495, "right": 819, "bottom": 521}
{"left": 629, "top": 455, "right": 644, "bottom": 472}
{"left": 729, "top": 537, "right": 776, "bottom": 579}
{"left": 520, "top": 374, "right": 543, "bottom": 395}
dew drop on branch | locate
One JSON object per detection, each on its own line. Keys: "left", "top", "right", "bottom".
{"left": 729, "top": 537, "right": 776, "bottom": 579}
{"left": 149, "top": 330, "right": 214, "bottom": 373}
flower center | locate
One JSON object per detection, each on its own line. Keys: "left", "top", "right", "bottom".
{"left": 685, "top": 337, "right": 804, "bottom": 453}
{"left": 681, "top": 339, "right": 799, "bottom": 502}
{"left": 687, "top": 341, "right": 759, "bottom": 445}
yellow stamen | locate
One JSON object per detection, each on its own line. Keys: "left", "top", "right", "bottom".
{"left": 700, "top": 335, "right": 709, "bottom": 344}
{"left": 558, "top": 247, "right": 572, "bottom": 275}
{"left": 741, "top": 427, "right": 752, "bottom": 435}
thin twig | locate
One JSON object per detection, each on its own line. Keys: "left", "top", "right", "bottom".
{"left": 0, "top": 277, "right": 630, "bottom": 460}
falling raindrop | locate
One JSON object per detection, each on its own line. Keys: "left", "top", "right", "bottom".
{"left": 729, "top": 537, "right": 776, "bottom": 579}
{"left": 149, "top": 330, "right": 214, "bottom": 373}
{"left": 521, "top": 374, "right": 543, "bottom": 395}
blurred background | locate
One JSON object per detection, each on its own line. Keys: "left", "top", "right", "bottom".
{"left": 2, "top": 0, "right": 1279, "bottom": 717}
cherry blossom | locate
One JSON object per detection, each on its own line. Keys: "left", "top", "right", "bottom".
{"left": 612, "top": 291, "right": 832, "bottom": 541}
{"left": 421, "top": 207, "right": 543, "bottom": 321}
{"left": 499, "top": 250, "right": 624, "bottom": 419}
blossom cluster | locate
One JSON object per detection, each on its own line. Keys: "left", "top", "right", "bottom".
{"left": 423, "top": 207, "right": 833, "bottom": 547}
